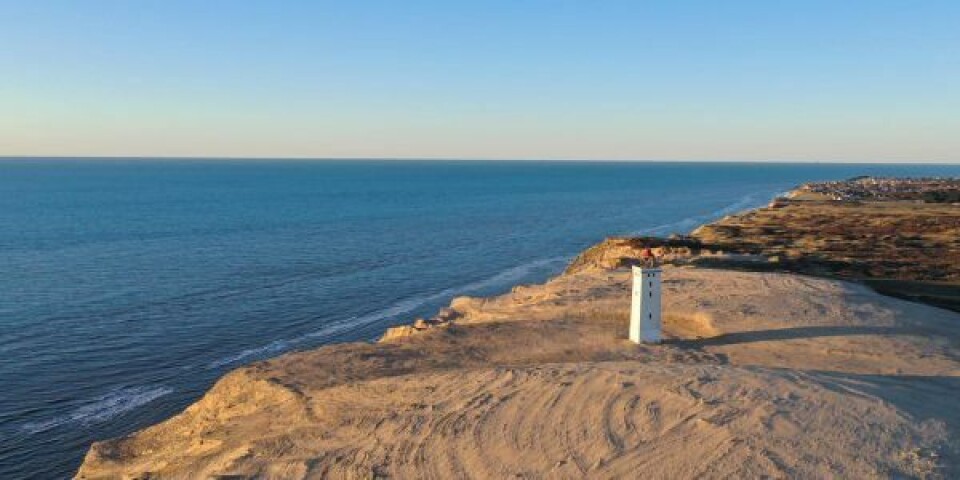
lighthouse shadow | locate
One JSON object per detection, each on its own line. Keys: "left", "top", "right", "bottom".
{"left": 664, "top": 325, "right": 923, "bottom": 348}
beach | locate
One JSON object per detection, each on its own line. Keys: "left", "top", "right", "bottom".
{"left": 76, "top": 182, "right": 960, "bottom": 479}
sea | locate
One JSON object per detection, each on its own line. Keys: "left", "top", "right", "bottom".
{"left": 2, "top": 159, "right": 959, "bottom": 478}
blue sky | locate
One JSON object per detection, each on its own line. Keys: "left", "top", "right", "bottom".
{"left": 1, "top": 1, "right": 958, "bottom": 161}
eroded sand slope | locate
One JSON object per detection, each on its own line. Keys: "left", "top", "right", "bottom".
{"left": 77, "top": 267, "right": 960, "bottom": 479}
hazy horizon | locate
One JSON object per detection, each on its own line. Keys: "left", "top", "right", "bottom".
{"left": 2, "top": 156, "right": 959, "bottom": 165}
{"left": 3, "top": 1, "right": 958, "bottom": 162}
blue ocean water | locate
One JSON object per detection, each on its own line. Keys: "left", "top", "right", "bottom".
{"left": 1, "top": 159, "right": 958, "bottom": 478}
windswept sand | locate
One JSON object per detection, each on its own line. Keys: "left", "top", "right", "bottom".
{"left": 77, "top": 267, "right": 960, "bottom": 479}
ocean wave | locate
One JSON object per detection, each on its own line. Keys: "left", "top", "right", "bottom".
{"left": 206, "top": 193, "right": 774, "bottom": 371}
{"left": 422, "top": 256, "right": 568, "bottom": 302}
{"left": 637, "top": 191, "right": 771, "bottom": 236}
{"left": 20, "top": 385, "right": 173, "bottom": 435}
{"left": 206, "top": 340, "right": 294, "bottom": 369}
{"left": 208, "top": 257, "right": 568, "bottom": 369}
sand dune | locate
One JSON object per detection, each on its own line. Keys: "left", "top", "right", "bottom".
{"left": 77, "top": 266, "right": 960, "bottom": 478}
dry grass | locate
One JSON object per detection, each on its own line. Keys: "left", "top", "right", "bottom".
{"left": 692, "top": 200, "right": 960, "bottom": 311}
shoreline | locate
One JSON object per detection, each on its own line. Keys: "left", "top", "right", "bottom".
{"left": 76, "top": 181, "right": 960, "bottom": 478}
{"left": 201, "top": 190, "right": 779, "bottom": 370}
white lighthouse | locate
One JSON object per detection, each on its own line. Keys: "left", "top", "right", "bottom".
{"left": 630, "top": 266, "right": 662, "bottom": 343}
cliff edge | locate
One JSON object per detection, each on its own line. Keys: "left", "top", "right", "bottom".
{"left": 77, "top": 188, "right": 960, "bottom": 479}
{"left": 78, "top": 264, "right": 960, "bottom": 478}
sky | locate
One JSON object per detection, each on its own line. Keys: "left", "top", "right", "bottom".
{"left": 1, "top": 1, "right": 958, "bottom": 162}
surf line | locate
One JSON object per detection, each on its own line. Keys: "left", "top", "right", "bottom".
{"left": 207, "top": 256, "right": 568, "bottom": 370}
{"left": 636, "top": 190, "right": 778, "bottom": 236}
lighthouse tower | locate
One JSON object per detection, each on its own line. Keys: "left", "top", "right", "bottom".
{"left": 630, "top": 266, "right": 662, "bottom": 343}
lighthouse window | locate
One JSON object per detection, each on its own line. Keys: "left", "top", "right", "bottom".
{"left": 649, "top": 313, "right": 652, "bottom": 319}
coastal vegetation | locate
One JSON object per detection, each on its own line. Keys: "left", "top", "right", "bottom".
{"left": 691, "top": 181, "right": 960, "bottom": 312}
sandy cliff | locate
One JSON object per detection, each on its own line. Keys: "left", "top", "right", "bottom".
{"left": 77, "top": 191, "right": 960, "bottom": 478}
{"left": 77, "top": 258, "right": 960, "bottom": 478}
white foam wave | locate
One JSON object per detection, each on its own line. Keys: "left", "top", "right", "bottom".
{"left": 205, "top": 192, "right": 776, "bottom": 371}
{"left": 305, "top": 256, "right": 567, "bottom": 339}
{"left": 207, "top": 340, "right": 293, "bottom": 369}
{"left": 637, "top": 191, "right": 770, "bottom": 236}
{"left": 21, "top": 385, "right": 173, "bottom": 435}
{"left": 208, "top": 257, "right": 567, "bottom": 369}
{"left": 423, "top": 256, "right": 567, "bottom": 303}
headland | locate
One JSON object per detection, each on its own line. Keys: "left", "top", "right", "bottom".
{"left": 77, "top": 177, "right": 960, "bottom": 479}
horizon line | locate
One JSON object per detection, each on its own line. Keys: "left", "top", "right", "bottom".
{"left": 1, "top": 155, "right": 958, "bottom": 165}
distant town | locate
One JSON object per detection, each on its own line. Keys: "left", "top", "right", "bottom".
{"left": 794, "top": 176, "right": 960, "bottom": 203}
